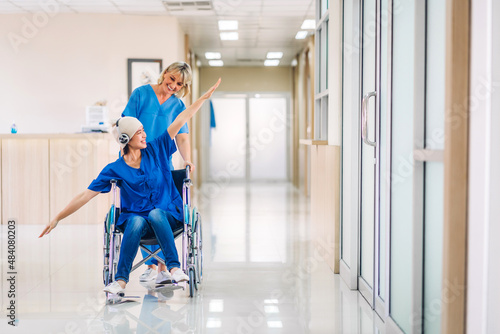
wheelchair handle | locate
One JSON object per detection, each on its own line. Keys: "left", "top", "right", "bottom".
{"left": 110, "top": 179, "right": 117, "bottom": 206}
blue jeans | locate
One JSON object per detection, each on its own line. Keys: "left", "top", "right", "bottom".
{"left": 115, "top": 208, "right": 183, "bottom": 283}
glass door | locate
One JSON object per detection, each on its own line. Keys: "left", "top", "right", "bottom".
{"left": 359, "top": 0, "right": 389, "bottom": 318}
{"left": 358, "top": 0, "right": 378, "bottom": 307}
{"left": 341, "top": 0, "right": 389, "bottom": 319}
{"left": 209, "top": 94, "right": 289, "bottom": 183}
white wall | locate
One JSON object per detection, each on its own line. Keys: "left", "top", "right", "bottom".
{"left": 0, "top": 13, "right": 185, "bottom": 134}
{"left": 468, "top": 0, "right": 500, "bottom": 332}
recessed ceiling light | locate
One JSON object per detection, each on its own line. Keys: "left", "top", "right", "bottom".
{"left": 264, "top": 59, "right": 280, "bottom": 66}
{"left": 291, "top": 59, "right": 298, "bottom": 67}
{"left": 266, "top": 52, "right": 283, "bottom": 59}
{"left": 220, "top": 32, "right": 238, "bottom": 40}
{"left": 205, "top": 52, "right": 221, "bottom": 59}
{"left": 295, "top": 31, "right": 308, "bottom": 39}
{"left": 301, "top": 19, "right": 316, "bottom": 29}
{"left": 209, "top": 60, "right": 224, "bottom": 67}
{"left": 218, "top": 20, "right": 238, "bottom": 30}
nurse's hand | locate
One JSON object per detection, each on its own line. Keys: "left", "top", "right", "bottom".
{"left": 184, "top": 160, "right": 195, "bottom": 173}
{"left": 39, "top": 219, "right": 59, "bottom": 238}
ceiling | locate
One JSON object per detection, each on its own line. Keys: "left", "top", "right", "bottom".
{"left": 0, "top": 0, "right": 315, "bottom": 67}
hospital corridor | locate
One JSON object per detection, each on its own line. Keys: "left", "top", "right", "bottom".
{"left": 1, "top": 182, "right": 383, "bottom": 333}
{"left": 1, "top": 0, "right": 500, "bottom": 333}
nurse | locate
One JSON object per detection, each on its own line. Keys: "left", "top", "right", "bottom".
{"left": 122, "top": 62, "right": 194, "bottom": 285}
{"left": 39, "top": 78, "right": 221, "bottom": 296}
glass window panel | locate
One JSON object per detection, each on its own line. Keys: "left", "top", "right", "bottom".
{"left": 425, "top": 0, "right": 446, "bottom": 150}
{"left": 321, "top": 95, "right": 328, "bottom": 139}
{"left": 321, "top": 21, "right": 328, "bottom": 92}
{"left": 321, "top": 0, "right": 328, "bottom": 17}
{"left": 317, "top": 29, "right": 322, "bottom": 94}
{"left": 423, "top": 1, "right": 446, "bottom": 333}
{"left": 360, "top": 0, "right": 376, "bottom": 288}
{"left": 390, "top": 0, "right": 415, "bottom": 332}
{"left": 424, "top": 162, "right": 444, "bottom": 333}
{"left": 341, "top": 0, "right": 356, "bottom": 266}
{"left": 378, "top": 0, "right": 389, "bottom": 301}
{"left": 325, "top": 20, "right": 329, "bottom": 89}
{"left": 315, "top": 98, "right": 321, "bottom": 139}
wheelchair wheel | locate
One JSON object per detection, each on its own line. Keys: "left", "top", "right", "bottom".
{"left": 103, "top": 213, "right": 111, "bottom": 286}
{"left": 194, "top": 211, "right": 203, "bottom": 285}
{"left": 111, "top": 233, "right": 121, "bottom": 281}
{"left": 188, "top": 268, "right": 196, "bottom": 297}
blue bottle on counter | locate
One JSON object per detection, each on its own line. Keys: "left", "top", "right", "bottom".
{"left": 10, "top": 121, "right": 17, "bottom": 134}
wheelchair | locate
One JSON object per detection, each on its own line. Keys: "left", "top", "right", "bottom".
{"left": 102, "top": 167, "right": 203, "bottom": 300}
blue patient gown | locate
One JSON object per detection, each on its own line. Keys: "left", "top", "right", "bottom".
{"left": 88, "top": 130, "right": 183, "bottom": 226}
{"left": 122, "top": 85, "right": 189, "bottom": 265}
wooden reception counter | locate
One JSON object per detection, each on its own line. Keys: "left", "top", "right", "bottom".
{"left": 1, "top": 133, "right": 120, "bottom": 226}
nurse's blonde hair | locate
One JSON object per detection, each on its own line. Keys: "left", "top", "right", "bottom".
{"left": 157, "top": 62, "right": 192, "bottom": 98}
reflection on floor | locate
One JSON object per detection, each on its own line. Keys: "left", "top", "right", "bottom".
{"left": 1, "top": 183, "right": 385, "bottom": 333}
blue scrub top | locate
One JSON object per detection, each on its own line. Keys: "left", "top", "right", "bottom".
{"left": 122, "top": 85, "right": 188, "bottom": 170}
{"left": 88, "top": 130, "right": 183, "bottom": 226}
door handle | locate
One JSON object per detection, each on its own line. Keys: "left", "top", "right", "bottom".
{"left": 361, "top": 91, "right": 377, "bottom": 147}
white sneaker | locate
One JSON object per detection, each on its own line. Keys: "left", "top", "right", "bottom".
{"left": 139, "top": 268, "right": 157, "bottom": 282}
{"left": 155, "top": 271, "right": 173, "bottom": 285}
{"left": 103, "top": 281, "right": 125, "bottom": 297}
{"left": 171, "top": 269, "right": 189, "bottom": 283}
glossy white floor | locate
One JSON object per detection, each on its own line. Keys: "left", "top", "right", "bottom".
{"left": 1, "top": 183, "right": 386, "bottom": 334}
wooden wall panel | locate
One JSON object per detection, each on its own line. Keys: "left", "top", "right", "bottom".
{"left": 324, "top": 145, "right": 340, "bottom": 273}
{"left": 310, "top": 144, "right": 341, "bottom": 274}
{"left": 442, "top": 0, "right": 470, "bottom": 332}
{"left": 2, "top": 139, "right": 50, "bottom": 225}
{"left": 49, "top": 137, "right": 114, "bottom": 225}
{"left": 0, "top": 134, "right": 117, "bottom": 226}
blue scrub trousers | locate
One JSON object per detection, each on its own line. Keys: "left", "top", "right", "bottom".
{"left": 115, "top": 209, "right": 183, "bottom": 283}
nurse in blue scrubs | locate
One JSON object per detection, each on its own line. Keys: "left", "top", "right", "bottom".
{"left": 39, "top": 78, "right": 221, "bottom": 297}
{"left": 122, "top": 62, "right": 194, "bottom": 285}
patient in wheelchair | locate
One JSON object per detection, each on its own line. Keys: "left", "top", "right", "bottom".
{"left": 39, "top": 78, "right": 220, "bottom": 296}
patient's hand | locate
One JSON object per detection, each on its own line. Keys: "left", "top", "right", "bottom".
{"left": 39, "top": 219, "right": 59, "bottom": 238}
{"left": 200, "top": 78, "right": 221, "bottom": 100}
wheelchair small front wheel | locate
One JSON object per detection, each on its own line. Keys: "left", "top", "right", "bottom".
{"left": 188, "top": 268, "right": 196, "bottom": 297}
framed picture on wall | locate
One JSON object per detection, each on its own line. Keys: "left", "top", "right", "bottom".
{"left": 127, "top": 58, "right": 163, "bottom": 98}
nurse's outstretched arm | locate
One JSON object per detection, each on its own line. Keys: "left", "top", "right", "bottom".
{"left": 39, "top": 189, "right": 100, "bottom": 238}
{"left": 168, "top": 78, "right": 221, "bottom": 139}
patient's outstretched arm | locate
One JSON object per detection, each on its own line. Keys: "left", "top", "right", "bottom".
{"left": 168, "top": 78, "right": 221, "bottom": 139}
{"left": 39, "top": 189, "right": 100, "bottom": 238}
